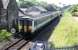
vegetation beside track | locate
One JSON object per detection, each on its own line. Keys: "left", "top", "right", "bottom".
{"left": 48, "top": 5, "right": 78, "bottom": 48}
{"left": 0, "top": 29, "right": 11, "bottom": 42}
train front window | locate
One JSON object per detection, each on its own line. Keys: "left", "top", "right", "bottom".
{"left": 18, "top": 20, "right": 23, "bottom": 32}
{"left": 26, "top": 19, "right": 32, "bottom": 32}
{"left": 18, "top": 18, "right": 32, "bottom": 32}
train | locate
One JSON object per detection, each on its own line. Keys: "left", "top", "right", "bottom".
{"left": 0, "top": 0, "right": 62, "bottom": 38}
{"left": 10, "top": 7, "right": 62, "bottom": 38}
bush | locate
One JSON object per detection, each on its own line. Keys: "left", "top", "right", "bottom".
{"left": 0, "top": 30, "right": 11, "bottom": 42}
{"left": 69, "top": 4, "right": 78, "bottom": 16}
{"left": 48, "top": 11, "right": 78, "bottom": 48}
{"left": 72, "top": 12, "right": 78, "bottom": 16}
{"left": 17, "top": 0, "right": 39, "bottom": 8}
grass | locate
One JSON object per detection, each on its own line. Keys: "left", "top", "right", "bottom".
{"left": 0, "top": 29, "right": 11, "bottom": 42}
{"left": 48, "top": 11, "right": 78, "bottom": 48}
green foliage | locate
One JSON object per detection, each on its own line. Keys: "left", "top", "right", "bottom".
{"left": 69, "top": 4, "right": 78, "bottom": 15}
{"left": 0, "top": 30, "right": 11, "bottom": 42}
{"left": 17, "top": 0, "right": 39, "bottom": 8}
{"left": 48, "top": 11, "right": 78, "bottom": 48}
{"left": 71, "top": 5, "right": 78, "bottom": 12}
{"left": 37, "top": 1, "right": 48, "bottom": 7}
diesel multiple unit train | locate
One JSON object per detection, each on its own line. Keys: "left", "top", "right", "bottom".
{"left": 10, "top": 7, "right": 62, "bottom": 37}
{"left": 0, "top": 0, "right": 62, "bottom": 38}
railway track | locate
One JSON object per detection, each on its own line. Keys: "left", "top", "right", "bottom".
{"left": 1, "top": 38, "right": 32, "bottom": 50}
{"left": 0, "top": 17, "right": 60, "bottom": 50}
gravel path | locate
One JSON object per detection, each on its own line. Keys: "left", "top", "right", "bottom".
{"left": 0, "top": 41, "right": 9, "bottom": 49}
{"left": 0, "top": 37, "right": 21, "bottom": 49}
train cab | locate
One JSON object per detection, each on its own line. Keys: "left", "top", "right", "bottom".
{"left": 18, "top": 17, "right": 32, "bottom": 33}
{"left": 10, "top": 16, "right": 33, "bottom": 35}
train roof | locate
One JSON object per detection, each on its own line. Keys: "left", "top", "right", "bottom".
{"left": 19, "top": 6, "right": 48, "bottom": 17}
{"left": 25, "top": 6, "right": 47, "bottom": 12}
{"left": 19, "top": 11, "right": 59, "bottom": 20}
{"left": 18, "top": 6, "right": 60, "bottom": 20}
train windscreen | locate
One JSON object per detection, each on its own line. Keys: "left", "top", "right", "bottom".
{"left": 18, "top": 19, "right": 32, "bottom": 33}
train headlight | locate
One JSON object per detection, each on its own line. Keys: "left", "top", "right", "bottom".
{"left": 11, "top": 28, "right": 16, "bottom": 33}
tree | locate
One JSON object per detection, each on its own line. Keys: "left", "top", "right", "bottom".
{"left": 17, "top": 0, "right": 38, "bottom": 8}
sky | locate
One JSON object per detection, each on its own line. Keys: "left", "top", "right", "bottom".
{"left": 37, "top": 0, "right": 78, "bottom": 7}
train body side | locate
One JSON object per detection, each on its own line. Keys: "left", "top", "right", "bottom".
{"left": 33, "top": 11, "right": 60, "bottom": 33}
